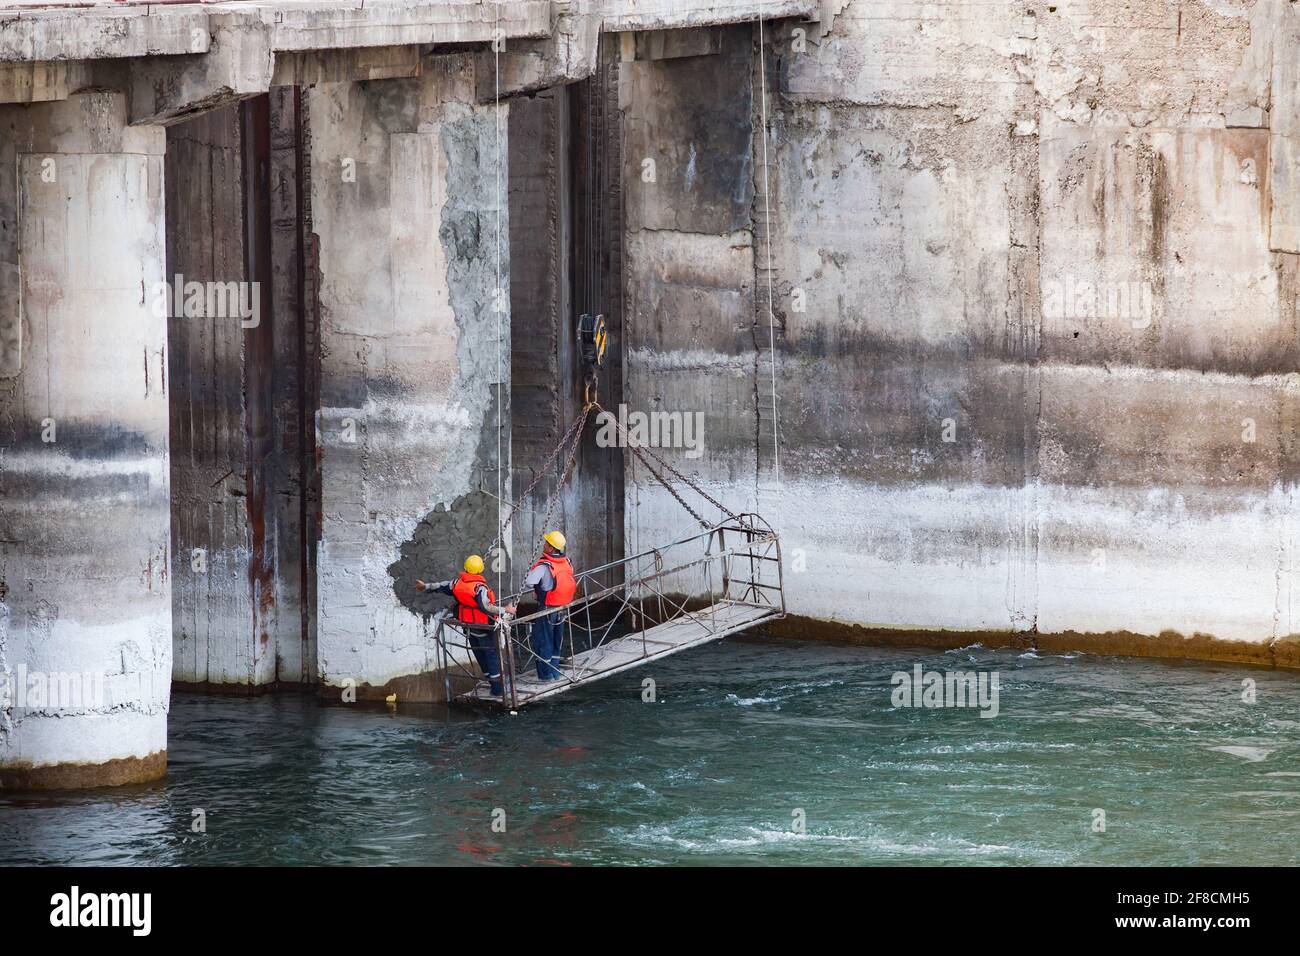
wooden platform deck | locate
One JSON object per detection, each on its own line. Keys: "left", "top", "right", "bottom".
{"left": 458, "top": 600, "right": 780, "bottom": 708}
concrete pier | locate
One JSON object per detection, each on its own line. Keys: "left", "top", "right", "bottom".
{"left": 0, "top": 91, "right": 171, "bottom": 788}
{"left": 310, "top": 54, "right": 510, "bottom": 702}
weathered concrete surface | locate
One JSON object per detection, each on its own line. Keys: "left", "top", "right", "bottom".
{"left": 603, "top": 0, "right": 813, "bottom": 31}
{"left": 165, "top": 104, "right": 259, "bottom": 691}
{"left": 0, "top": 91, "right": 171, "bottom": 787}
{"left": 311, "top": 53, "right": 509, "bottom": 700}
{"left": 0, "top": 2, "right": 546, "bottom": 64}
{"left": 0, "top": 0, "right": 817, "bottom": 67}
{"left": 622, "top": 23, "right": 762, "bottom": 571}
{"left": 623, "top": 2, "right": 1300, "bottom": 666}
{"left": 129, "top": 10, "right": 275, "bottom": 126}
{"left": 164, "top": 96, "right": 314, "bottom": 693}
{"left": 272, "top": 45, "right": 423, "bottom": 88}
{"left": 2, "top": 1, "right": 820, "bottom": 115}
{"left": 265, "top": 0, "right": 548, "bottom": 52}
{"left": 0, "top": 5, "right": 210, "bottom": 63}
{"left": 480, "top": 0, "right": 601, "bottom": 99}
{"left": 507, "top": 85, "right": 575, "bottom": 567}
{"left": 0, "top": 60, "right": 89, "bottom": 104}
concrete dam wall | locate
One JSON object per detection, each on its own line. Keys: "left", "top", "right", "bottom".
{"left": 1, "top": 0, "right": 1298, "bottom": 787}
{"left": 624, "top": 2, "right": 1300, "bottom": 669}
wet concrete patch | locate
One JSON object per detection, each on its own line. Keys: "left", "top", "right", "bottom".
{"left": 387, "top": 488, "right": 513, "bottom": 617}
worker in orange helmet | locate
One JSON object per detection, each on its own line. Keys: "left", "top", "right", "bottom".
{"left": 417, "top": 555, "right": 515, "bottom": 696}
{"left": 525, "top": 530, "right": 577, "bottom": 680}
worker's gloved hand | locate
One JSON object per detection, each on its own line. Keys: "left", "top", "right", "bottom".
{"left": 505, "top": 604, "right": 518, "bottom": 615}
{"left": 415, "top": 579, "right": 427, "bottom": 592}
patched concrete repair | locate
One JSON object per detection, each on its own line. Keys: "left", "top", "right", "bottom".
{"left": 6, "top": 0, "right": 1300, "bottom": 788}
{"left": 389, "top": 489, "right": 508, "bottom": 616}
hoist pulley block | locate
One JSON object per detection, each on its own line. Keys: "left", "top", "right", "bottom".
{"left": 579, "top": 313, "right": 608, "bottom": 369}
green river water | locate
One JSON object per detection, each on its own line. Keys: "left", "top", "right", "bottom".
{"left": 2, "top": 636, "right": 1297, "bottom": 865}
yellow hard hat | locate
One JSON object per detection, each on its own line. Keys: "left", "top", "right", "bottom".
{"left": 463, "top": 554, "right": 485, "bottom": 574}
{"left": 543, "top": 530, "right": 566, "bottom": 552}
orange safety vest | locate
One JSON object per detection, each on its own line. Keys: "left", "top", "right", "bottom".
{"left": 532, "top": 552, "right": 577, "bottom": 607}
{"left": 451, "top": 572, "right": 495, "bottom": 627}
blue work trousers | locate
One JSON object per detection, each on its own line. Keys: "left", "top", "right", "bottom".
{"left": 467, "top": 628, "right": 503, "bottom": 696}
{"left": 530, "top": 611, "right": 566, "bottom": 680}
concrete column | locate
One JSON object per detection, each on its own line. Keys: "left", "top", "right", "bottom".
{"left": 0, "top": 91, "right": 171, "bottom": 789}
{"left": 310, "top": 54, "right": 510, "bottom": 702}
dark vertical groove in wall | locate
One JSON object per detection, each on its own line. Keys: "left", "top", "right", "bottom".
{"left": 292, "top": 85, "right": 318, "bottom": 684}
{"left": 569, "top": 76, "right": 591, "bottom": 559}
{"left": 293, "top": 85, "right": 308, "bottom": 680}
{"left": 166, "top": 105, "right": 251, "bottom": 688}
{"left": 567, "top": 51, "right": 627, "bottom": 576}
{"left": 240, "top": 94, "right": 276, "bottom": 683}
{"left": 302, "top": 89, "right": 322, "bottom": 684}
{"left": 508, "top": 85, "right": 565, "bottom": 571}
{"left": 507, "top": 64, "right": 624, "bottom": 581}
{"left": 567, "top": 77, "right": 586, "bottom": 420}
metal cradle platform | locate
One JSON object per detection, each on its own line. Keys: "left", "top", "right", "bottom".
{"left": 460, "top": 600, "right": 779, "bottom": 707}
{"left": 433, "top": 515, "right": 785, "bottom": 710}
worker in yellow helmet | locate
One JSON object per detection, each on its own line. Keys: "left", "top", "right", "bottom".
{"left": 417, "top": 555, "right": 515, "bottom": 696}
{"left": 524, "top": 530, "right": 577, "bottom": 681}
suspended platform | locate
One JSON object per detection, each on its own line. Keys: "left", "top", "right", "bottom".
{"left": 433, "top": 515, "right": 785, "bottom": 710}
{"left": 462, "top": 600, "right": 779, "bottom": 707}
